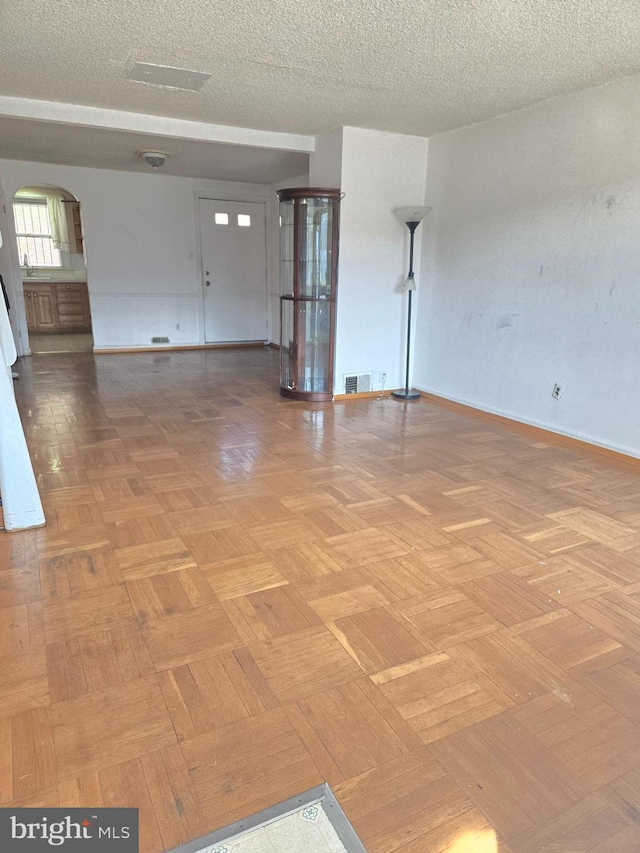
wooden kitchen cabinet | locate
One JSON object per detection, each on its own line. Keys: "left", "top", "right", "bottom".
{"left": 23, "top": 283, "right": 56, "bottom": 331}
{"left": 23, "top": 287, "right": 36, "bottom": 328}
{"left": 70, "top": 203, "right": 84, "bottom": 255}
{"left": 23, "top": 282, "right": 91, "bottom": 333}
{"left": 55, "top": 282, "right": 91, "bottom": 330}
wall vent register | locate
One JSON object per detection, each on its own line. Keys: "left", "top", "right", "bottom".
{"left": 344, "top": 373, "right": 371, "bottom": 394}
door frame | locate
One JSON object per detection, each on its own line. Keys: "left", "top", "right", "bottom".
{"left": 193, "top": 190, "right": 271, "bottom": 346}
{"left": 6, "top": 185, "right": 93, "bottom": 356}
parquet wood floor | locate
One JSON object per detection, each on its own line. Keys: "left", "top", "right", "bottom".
{"left": 4, "top": 346, "right": 640, "bottom": 851}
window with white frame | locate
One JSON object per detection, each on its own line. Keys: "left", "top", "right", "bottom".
{"left": 13, "top": 202, "right": 62, "bottom": 267}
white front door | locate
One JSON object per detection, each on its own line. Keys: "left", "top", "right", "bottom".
{"left": 199, "top": 199, "right": 267, "bottom": 343}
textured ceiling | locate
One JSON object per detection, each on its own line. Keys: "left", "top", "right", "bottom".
{"left": 0, "top": 116, "right": 309, "bottom": 183}
{"left": 1, "top": 1, "right": 639, "bottom": 181}
{"left": 2, "top": 0, "right": 639, "bottom": 137}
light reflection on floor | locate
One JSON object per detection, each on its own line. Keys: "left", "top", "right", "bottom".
{"left": 448, "top": 828, "right": 497, "bottom": 853}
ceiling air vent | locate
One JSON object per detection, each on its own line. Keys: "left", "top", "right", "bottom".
{"left": 126, "top": 62, "right": 211, "bottom": 92}
{"left": 344, "top": 373, "right": 371, "bottom": 394}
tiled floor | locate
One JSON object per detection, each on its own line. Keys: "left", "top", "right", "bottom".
{"left": 4, "top": 346, "right": 640, "bottom": 853}
{"left": 29, "top": 332, "right": 93, "bottom": 353}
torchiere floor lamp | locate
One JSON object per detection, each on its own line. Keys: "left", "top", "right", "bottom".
{"left": 392, "top": 206, "right": 431, "bottom": 401}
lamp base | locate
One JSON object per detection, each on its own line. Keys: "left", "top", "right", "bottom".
{"left": 392, "top": 389, "right": 421, "bottom": 401}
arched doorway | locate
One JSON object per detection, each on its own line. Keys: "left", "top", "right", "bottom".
{"left": 12, "top": 185, "right": 93, "bottom": 353}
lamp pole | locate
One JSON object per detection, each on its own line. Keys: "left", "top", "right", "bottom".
{"left": 392, "top": 209, "right": 427, "bottom": 401}
{"left": 401, "top": 221, "right": 419, "bottom": 399}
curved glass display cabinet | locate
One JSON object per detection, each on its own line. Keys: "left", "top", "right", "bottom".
{"left": 276, "top": 187, "right": 340, "bottom": 401}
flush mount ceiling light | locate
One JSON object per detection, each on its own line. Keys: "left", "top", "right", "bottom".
{"left": 140, "top": 151, "right": 169, "bottom": 170}
{"left": 126, "top": 62, "right": 210, "bottom": 92}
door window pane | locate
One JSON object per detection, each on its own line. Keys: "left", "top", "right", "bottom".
{"left": 238, "top": 214, "right": 251, "bottom": 227}
{"left": 214, "top": 212, "right": 229, "bottom": 225}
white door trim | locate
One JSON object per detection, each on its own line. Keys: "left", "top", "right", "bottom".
{"left": 193, "top": 190, "right": 272, "bottom": 345}
{"left": 195, "top": 195, "right": 270, "bottom": 344}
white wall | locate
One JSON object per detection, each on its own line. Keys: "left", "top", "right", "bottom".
{"left": 333, "top": 127, "right": 428, "bottom": 394}
{"left": 309, "top": 128, "right": 343, "bottom": 188}
{"left": 0, "top": 159, "right": 271, "bottom": 351}
{"left": 416, "top": 74, "right": 640, "bottom": 458}
{"left": 0, "top": 295, "right": 45, "bottom": 530}
{"left": 0, "top": 169, "right": 24, "bottom": 352}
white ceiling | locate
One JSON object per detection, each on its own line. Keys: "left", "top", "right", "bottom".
{"left": 0, "top": 115, "right": 309, "bottom": 183}
{"left": 1, "top": 0, "right": 639, "bottom": 180}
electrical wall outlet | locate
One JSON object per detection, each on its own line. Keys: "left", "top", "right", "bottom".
{"left": 552, "top": 383, "right": 564, "bottom": 399}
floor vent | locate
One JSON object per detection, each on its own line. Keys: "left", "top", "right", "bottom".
{"left": 344, "top": 373, "right": 371, "bottom": 394}
{"left": 151, "top": 336, "right": 170, "bottom": 344}
{"left": 166, "top": 783, "right": 367, "bottom": 853}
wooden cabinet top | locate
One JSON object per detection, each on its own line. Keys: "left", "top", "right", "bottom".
{"left": 22, "top": 278, "right": 87, "bottom": 290}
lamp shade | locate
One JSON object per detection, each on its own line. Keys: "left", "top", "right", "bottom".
{"left": 394, "top": 206, "right": 431, "bottom": 226}
{"left": 403, "top": 274, "right": 417, "bottom": 291}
